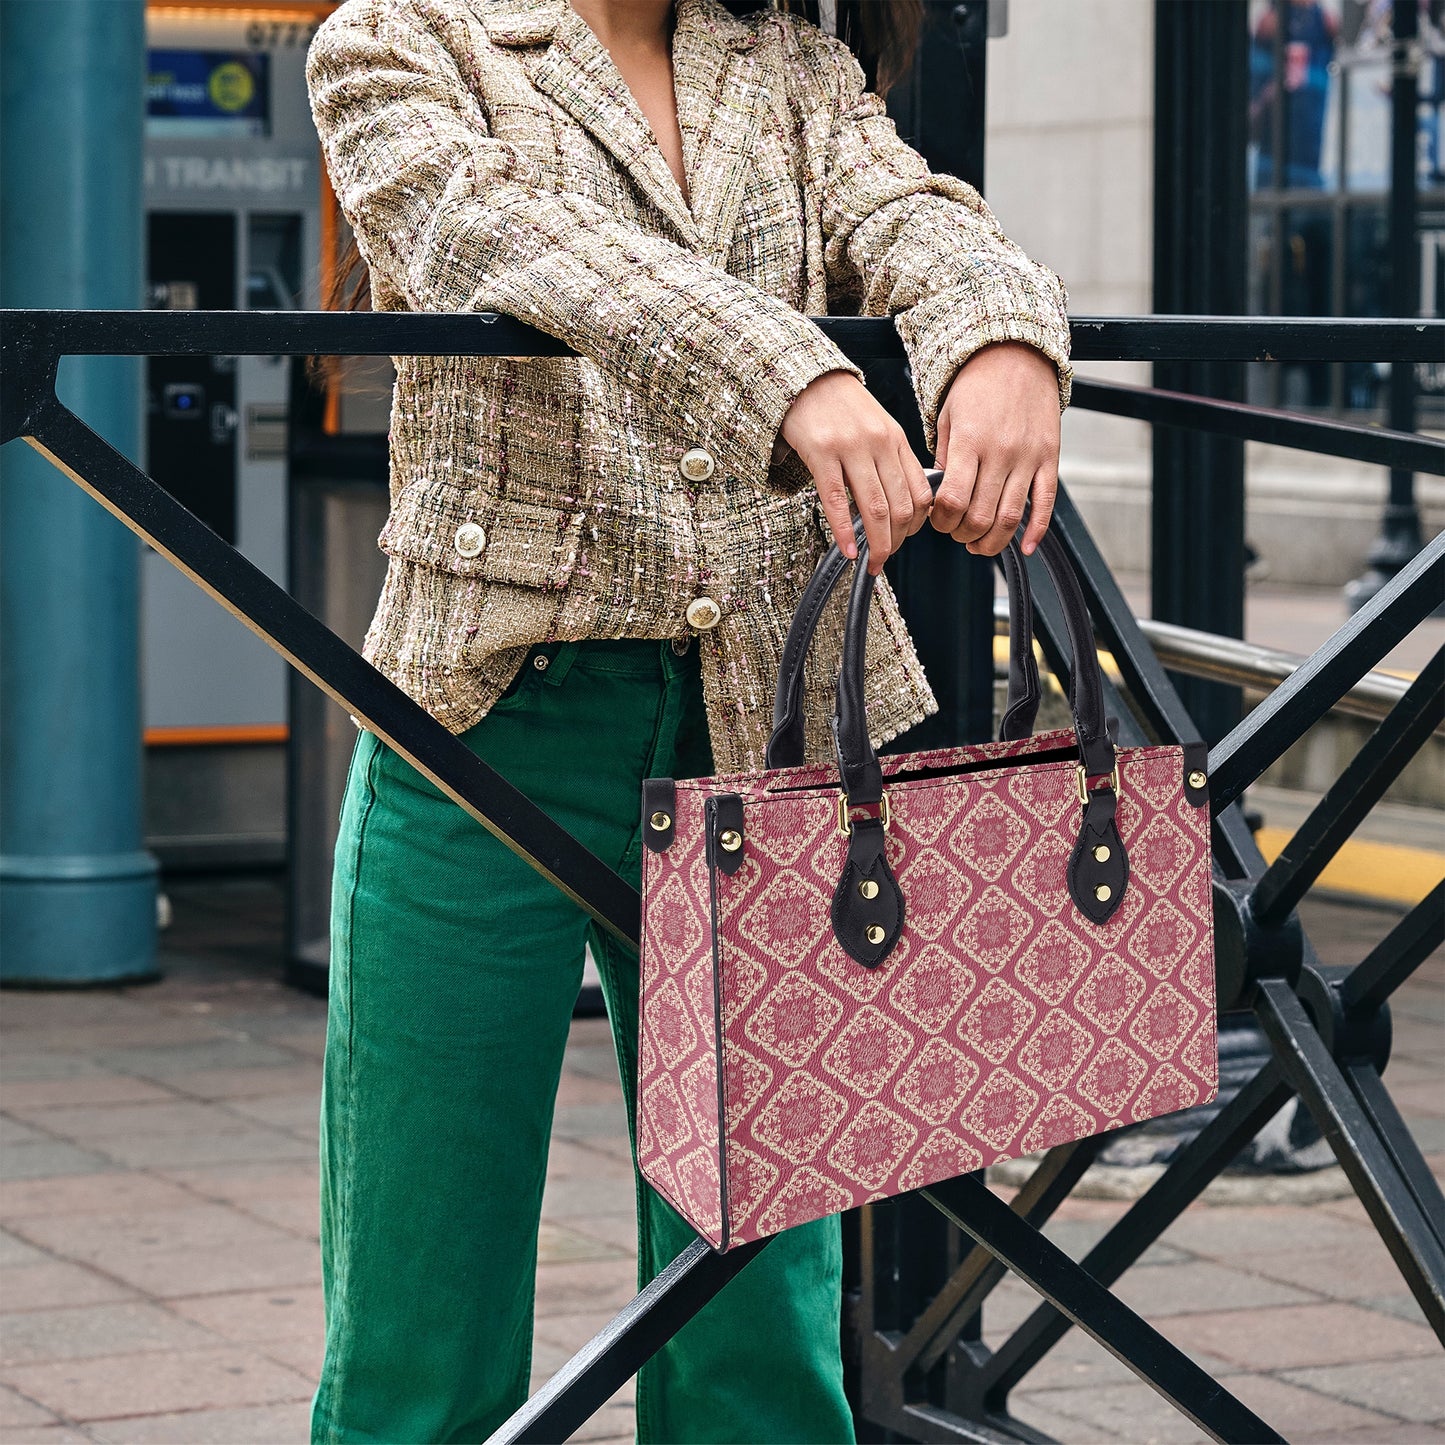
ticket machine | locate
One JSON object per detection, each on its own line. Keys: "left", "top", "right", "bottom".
{"left": 143, "top": 3, "right": 327, "bottom": 864}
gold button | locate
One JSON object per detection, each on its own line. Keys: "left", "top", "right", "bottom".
{"left": 1188, "top": 769, "right": 1207, "bottom": 790}
{"left": 720, "top": 829, "right": 742, "bottom": 852}
{"left": 686, "top": 596, "right": 721, "bottom": 630}
{"left": 858, "top": 880, "right": 879, "bottom": 900}
{"left": 1094, "top": 884, "right": 1112, "bottom": 903}
{"left": 1093, "top": 844, "right": 1110, "bottom": 863}
{"left": 678, "top": 447, "right": 716, "bottom": 483}
{"left": 865, "top": 924, "right": 886, "bottom": 945}
{"left": 454, "top": 521, "right": 486, "bottom": 558}
{"left": 649, "top": 811, "right": 672, "bottom": 832}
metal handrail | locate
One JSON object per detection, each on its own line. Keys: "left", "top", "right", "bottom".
{"left": 993, "top": 599, "right": 1440, "bottom": 729}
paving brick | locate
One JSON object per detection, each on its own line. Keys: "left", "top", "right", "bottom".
{"left": 565, "top": 1212, "right": 640, "bottom": 1256}
{"left": 0, "top": 1078, "right": 176, "bottom": 1111}
{"left": 1160, "top": 1301, "right": 1437, "bottom": 1370}
{"left": 1280, "top": 1357, "right": 1445, "bottom": 1424}
{"left": 166, "top": 1288, "right": 322, "bottom": 1345}
{"left": 0, "top": 1303, "right": 220, "bottom": 1367}
{"left": 537, "top": 1221, "right": 627, "bottom": 1265}
{"left": 1231, "top": 1237, "right": 1415, "bottom": 1300}
{"left": 0, "top": 1383, "right": 58, "bottom": 1428}
{"left": 14, "top": 1102, "right": 244, "bottom": 1143}
{"left": 86, "top": 1400, "right": 314, "bottom": 1444}
{"left": 0, "top": 1120, "right": 51, "bottom": 1148}
{"left": 215, "top": 1094, "right": 319, "bottom": 1137}
{"left": 540, "top": 1173, "right": 637, "bottom": 1221}
{"left": 0, "top": 1424, "right": 94, "bottom": 1443}
{"left": 228, "top": 1197, "right": 316, "bottom": 1239}
{"left": 61, "top": 1240, "right": 321, "bottom": 1302}
{"left": 534, "top": 1258, "right": 639, "bottom": 1318}
{"left": 0, "top": 1264, "right": 135, "bottom": 1315}
{"left": 0, "top": 1144, "right": 118, "bottom": 1184}
{"left": 158, "top": 1066, "right": 320, "bottom": 1102}
{"left": 88, "top": 1126, "right": 314, "bottom": 1172}
{"left": 545, "top": 1138, "right": 634, "bottom": 1182}
{"left": 1158, "top": 1204, "right": 1379, "bottom": 1259}
{"left": 1109, "top": 1259, "right": 1318, "bottom": 1318}
{"left": 1225, "top": 1373, "right": 1407, "bottom": 1436}
{"left": 0, "top": 1176, "right": 197, "bottom": 1223}
{"left": 253, "top": 1335, "right": 321, "bottom": 1382}
{"left": 552, "top": 1100, "right": 630, "bottom": 1140}
{"left": 152, "top": 1164, "right": 317, "bottom": 1206}
{"left": 1002, "top": 1380, "right": 1212, "bottom": 1443}
{"left": 10, "top": 1205, "right": 299, "bottom": 1271}
{"left": 0, "top": 1346, "right": 311, "bottom": 1422}
{"left": 0, "top": 1234, "right": 49, "bottom": 1270}
{"left": 88, "top": 1041, "right": 301, "bottom": 1079}
{"left": 0, "top": 1057, "right": 106, "bottom": 1085}
{"left": 1039, "top": 1215, "right": 1190, "bottom": 1267}
{"left": 1356, "top": 1292, "right": 1432, "bottom": 1327}
{"left": 533, "top": 1309, "right": 636, "bottom": 1356}
{"left": 555, "top": 1071, "right": 627, "bottom": 1108}
{"left": 14, "top": 1019, "right": 226, "bottom": 1055}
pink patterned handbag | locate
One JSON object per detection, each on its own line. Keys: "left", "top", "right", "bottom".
{"left": 637, "top": 515, "right": 1218, "bottom": 1251}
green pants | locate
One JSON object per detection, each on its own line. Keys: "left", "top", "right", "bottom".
{"left": 313, "top": 636, "right": 856, "bottom": 1445}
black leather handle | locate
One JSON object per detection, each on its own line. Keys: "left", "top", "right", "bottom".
{"left": 830, "top": 527, "right": 1116, "bottom": 803}
{"left": 767, "top": 469, "right": 1042, "bottom": 768}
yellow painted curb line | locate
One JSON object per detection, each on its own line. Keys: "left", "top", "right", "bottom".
{"left": 1252, "top": 828, "right": 1443, "bottom": 908}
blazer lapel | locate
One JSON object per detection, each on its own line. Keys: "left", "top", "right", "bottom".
{"left": 527, "top": 3, "right": 702, "bottom": 248}
{"left": 672, "top": 0, "right": 772, "bottom": 264}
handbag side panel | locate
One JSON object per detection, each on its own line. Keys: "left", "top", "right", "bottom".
{"left": 709, "top": 744, "right": 1218, "bottom": 1247}
{"left": 637, "top": 782, "right": 726, "bottom": 1249}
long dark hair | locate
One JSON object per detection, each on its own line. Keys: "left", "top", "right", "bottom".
{"left": 315, "top": 0, "right": 922, "bottom": 327}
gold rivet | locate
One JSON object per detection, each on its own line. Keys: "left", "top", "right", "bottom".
{"left": 1188, "top": 769, "right": 1207, "bottom": 790}
{"left": 720, "top": 829, "right": 742, "bottom": 852}
{"left": 866, "top": 924, "right": 886, "bottom": 945}
{"left": 1094, "top": 884, "right": 1112, "bottom": 903}
{"left": 649, "top": 811, "right": 671, "bottom": 832}
{"left": 858, "top": 880, "right": 879, "bottom": 900}
{"left": 1093, "top": 844, "right": 1110, "bottom": 863}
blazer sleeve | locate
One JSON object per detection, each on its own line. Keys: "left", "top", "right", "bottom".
{"left": 811, "top": 31, "right": 1074, "bottom": 455}
{"left": 304, "top": 0, "right": 862, "bottom": 490}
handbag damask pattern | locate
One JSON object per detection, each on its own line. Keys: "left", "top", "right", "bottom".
{"left": 637, "top": 500, "right": 1217, "bottom": 1251}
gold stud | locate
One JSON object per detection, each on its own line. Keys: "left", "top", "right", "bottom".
{"left": 858, "top": 880, "right": 880, "bottom": 900}
{"left": 1094, "top": 884, "right": 1112, "bottom": 903}
{"left": 866, "top": 924, "right": 886, "bottom": 945}
{"left": 649, "top": 811, "right": 672, "bottom": 832}
{"left": 1188, "top": 769, "right": 1207, "bottom": 790}
{"left": 720, "top": 829, "right": 743, "bottom": 852}
{"left": 1093, "top": 844, "right": 1110, "bottom": 863}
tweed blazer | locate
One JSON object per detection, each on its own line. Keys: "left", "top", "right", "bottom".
{"left": 306, "top": 0, "right": 1073, "bottom": 773}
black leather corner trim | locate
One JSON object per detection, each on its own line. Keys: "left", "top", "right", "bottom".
{"left": 707, "top": 793, "right": 746, "bottom": 876}
{"left": 830, "top": 817, "right": 904, "bottom": 968}
{"left": 1068, "top": 789, "right": 1129, "bottom": 924}
{"left": 642, "top": 777, "right": 676, "bottom": 852}
{"left": 1182, "top": 741, "right": 1210, "bottom": 808}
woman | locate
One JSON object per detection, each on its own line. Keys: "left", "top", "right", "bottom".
{"left": 305, "top": 0, "right": 1071, "bottom": 1439}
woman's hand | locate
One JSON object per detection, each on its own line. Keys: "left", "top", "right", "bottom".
{"left": 929, "top": 341, "right": 1062, "bottom": 556}
{"left": 780, "top": 370, "right": 934, "bottom": 575}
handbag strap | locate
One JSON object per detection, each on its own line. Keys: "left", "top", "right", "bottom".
{"left": 767, "top": 469, "right": 1043, "bottom": 768}
{"left": 831, "top": 525, "right": 1116, "bottom": 806}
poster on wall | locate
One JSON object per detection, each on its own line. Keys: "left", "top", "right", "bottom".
{"left": 147, "top": 50, "right": 270, "bottom": 139}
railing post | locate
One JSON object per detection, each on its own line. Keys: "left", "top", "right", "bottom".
{"left": 0, "top": 0, "right": 158, "bottom": 983}
{"left": 1151, "top": 0, "right": 1250, "bottom": 746}
{"left": 1347, "top": 0, "right": 1428, "bottom": 612}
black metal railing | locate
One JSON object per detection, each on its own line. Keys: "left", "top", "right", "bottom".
{"left": 1, "top": 309, "right": 1440, "bottom": 1444}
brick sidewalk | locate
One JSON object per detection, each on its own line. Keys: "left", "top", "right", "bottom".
{"left": 1, "top": 889, "right": 1440, "bottom": 1444}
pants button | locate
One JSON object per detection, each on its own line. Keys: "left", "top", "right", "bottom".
{"left": 671, "top": 637, "right": 692, "bottom": 656}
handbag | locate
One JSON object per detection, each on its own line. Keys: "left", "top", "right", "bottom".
{"left": 636, "top": 511, "right": 1218, "bottom": 1251}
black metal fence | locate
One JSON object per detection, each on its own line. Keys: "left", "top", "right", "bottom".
{"left": 1, "top": 308, "right": 1440, "bottom": 1443}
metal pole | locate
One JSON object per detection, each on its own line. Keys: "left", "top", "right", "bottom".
{"left": 1347, "top": 0, "right": 1427, "bottom": 612}
{"left": 0, "top": 0, "right": 157, "bottom": 983}
{"left": 1151, "top": 0, "right": 1251, "bottom": 746}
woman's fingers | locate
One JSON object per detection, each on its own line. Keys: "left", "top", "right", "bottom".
{"left": 964, "top": 464, "right": 1031, "bottom": 555}
{"left": 902, "top": 442, "right": 934, "bottom": 536}
{"left": 1021, "top": 457, "right": 1059, "bottom": 555}
{"left": 929, "top": 435, "right": 979, "bottom": 535}
{"left": 813, "top": 462, "right": 858, "bottom": 560}
{"left": 844, "top": 454, "right": 893, "bottom": 575}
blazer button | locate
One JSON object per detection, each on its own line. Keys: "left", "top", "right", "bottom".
{"left": 454, "top": 522, "right": 486, "bottom": 558}
{"left": 686, "top": 596, "right": 721, "bottom": 630}
{"left": 678, "top": 447, "right": 715, "bottom": 483}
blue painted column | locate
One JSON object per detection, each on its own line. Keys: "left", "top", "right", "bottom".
{"left": 0, "top": 0, "right": 158, "bottom": 983}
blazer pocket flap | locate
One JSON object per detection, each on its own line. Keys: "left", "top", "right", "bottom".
{"left": 379, "top": 485, "right": 587, "bottom": 589}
